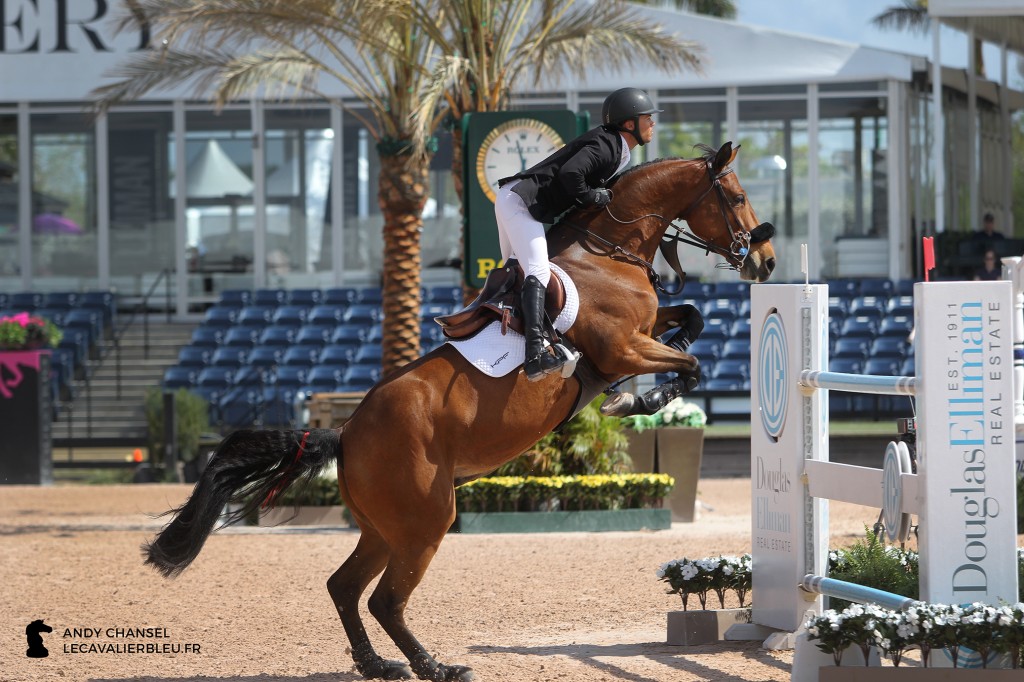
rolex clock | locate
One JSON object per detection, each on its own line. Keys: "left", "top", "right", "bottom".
{"left": 463, "top": 110, "right": 586, "bottom": 288}
{"left": 475, "top": 118, "right": 564, "bottom": 202}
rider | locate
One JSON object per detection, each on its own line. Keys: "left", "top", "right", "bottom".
{"left": 495, "top": 87, "right": 662, "bottom": 381}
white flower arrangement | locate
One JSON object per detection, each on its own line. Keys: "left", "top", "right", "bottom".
{"left": 806, "top": 601, "right": 1024, "bottom": 668}
{"left": 656, "top": 554, "right": 751, "bottom": 610}
{"left": 622, "top": 397, "right": 707, "bottom": 432}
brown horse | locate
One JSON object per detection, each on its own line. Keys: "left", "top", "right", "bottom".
{"left": 143, "top": 141, "right": 775, "bottom": 682}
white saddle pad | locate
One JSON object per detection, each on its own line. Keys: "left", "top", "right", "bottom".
{"left": 445, "top": 262, "right": 579, "bottom": 377}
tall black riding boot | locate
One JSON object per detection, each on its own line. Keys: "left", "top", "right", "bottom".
{"left": 521, "top": 274, "right": 565, "bottom": 381}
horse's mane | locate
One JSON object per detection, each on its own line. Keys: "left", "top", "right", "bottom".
{"left": 606, "top": 144, "right": 713, "bottom": 189}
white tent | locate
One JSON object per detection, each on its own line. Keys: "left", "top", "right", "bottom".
{"left": 186, "top": 139, "right": 253, "bottom": 199}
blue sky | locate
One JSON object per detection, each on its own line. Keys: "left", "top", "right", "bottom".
{"left": 736, "top": 0, "right": 1013, "bottom": 82}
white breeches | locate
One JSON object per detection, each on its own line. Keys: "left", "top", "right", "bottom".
{"left": 494, "top": 182, "right": 550, "bottom": 287}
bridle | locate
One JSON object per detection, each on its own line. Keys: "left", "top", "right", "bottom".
{"left": 563, "top": 159, "right": 774, "bottom": 295}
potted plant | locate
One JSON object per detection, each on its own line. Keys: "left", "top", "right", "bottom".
{"left": 657, "top": 554, "right": 754, "bottom": 646}
{"left": 621, "top": 397, "right": 707, "bottom": 522}
{"left": 0, "top": 312, "right": 63, "bottom": 485}
{"left": 144, "top": 387, "right": 212, "bottom": 482}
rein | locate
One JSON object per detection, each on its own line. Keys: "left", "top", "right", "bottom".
{"left": 563, "top": 160, "right": 774, "bottom": 296}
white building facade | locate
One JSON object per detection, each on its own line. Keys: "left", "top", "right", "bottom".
{"left": 0, "top": 1, "right": 1019, "bottom": 313}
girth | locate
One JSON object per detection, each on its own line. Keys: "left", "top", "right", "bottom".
{"left": 435, "top": 259, "right": 566, "bottom": 340}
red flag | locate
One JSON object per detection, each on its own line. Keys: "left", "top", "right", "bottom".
{"left": 922, "top": 236, "right": 935, "bottom": 282}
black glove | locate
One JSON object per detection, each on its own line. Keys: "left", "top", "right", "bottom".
{"left": 586, "top": 188, "right": 612, "bottom": 208}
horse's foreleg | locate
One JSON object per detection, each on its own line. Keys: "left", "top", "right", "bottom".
{"left": 595, "top": 332, "right": 703, "bottom": 417}
{"left": 652, "top": 303, "right": 704, "bottom": 344}
{"left": 367, "top": 531, "right": 475, "bottom": 682}
{"left": 328, "top": 531, "right": 411, "bottom": 680}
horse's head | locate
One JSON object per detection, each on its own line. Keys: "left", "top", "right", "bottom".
{"left": 682, "top": 142, "right": 776, "bottom": 283}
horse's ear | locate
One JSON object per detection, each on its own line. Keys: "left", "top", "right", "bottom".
{"left": 713, "top": 141, "right": 740, "bottom": 173}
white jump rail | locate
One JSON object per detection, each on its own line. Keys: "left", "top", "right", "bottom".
{"left": 748, "top": 281, "right": 1019, "bottom": 649}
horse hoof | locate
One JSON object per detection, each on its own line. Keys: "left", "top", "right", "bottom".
{"left": 437, "top": 664, "right": 476, "bottom": 682}
{"left": 357, "top": 656, "right": 413, "bottom": 680}
{"left": 599, "top": 392, "right": 635, "bottom": 417}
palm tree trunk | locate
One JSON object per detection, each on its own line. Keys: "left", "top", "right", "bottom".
{"left": 378, "top": 153, "right": 429, "bottom": 375}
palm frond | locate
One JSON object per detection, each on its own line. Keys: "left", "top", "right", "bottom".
{"left": 871, "top": 1, "right": 930, "bottom": 34}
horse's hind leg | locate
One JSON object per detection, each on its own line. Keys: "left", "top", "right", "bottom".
{"left": 328, "top": 531, "right": 413, "bottom": 680}
{"left": 367, "top": 524, "right": 474, "bottom": 682}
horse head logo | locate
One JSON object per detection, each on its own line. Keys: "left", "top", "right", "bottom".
{"left": 25, "top": 619, "right": 52, "bottom": 658}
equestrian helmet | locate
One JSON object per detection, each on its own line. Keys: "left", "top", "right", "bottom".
{"left": 602, "top": 88, "right": 662, "bottom": 146}
{"left": 602, "top": 88, "right": 662, "bottom": 126}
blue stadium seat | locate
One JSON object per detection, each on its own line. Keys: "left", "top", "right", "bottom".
{"left": 700, "top": 318, "right": 730, "bottom": 342}
{"left": 32, "top": 308, "right": 67, "bottom": 326}
{"left": 364, "top": 324, "right": 384, "bottom": 343}
{"left": 894, "top": 279, "right": 916, "bottom": 297}
{"left": 711, "top": 281, "right": 750, "bottom": 298}
{"left": 287, "top": 288, "right": 322, "bottom": 307}
{"left": 191, "top": 327, "right": 224, "bottom": 347}
{"left": 11, "top": 292, "right": 43, "bottom": 310}
{"left": 427, "top": 285, "right": 461, "bottom": 305}
{"left": 900, "top": 357, "right": 915, "bottom": 376}
{"left": 218, "top": 289, "right": 252, "bottom": 307}
{"left": 274, "top": 366, "right": 309, "bottom": 388}
{"left": 223, "top": 327, "right": 259, "bottom": 348}
{"left": 177, "top": 346, "right": 211, "bottom": 367}
{"left": 702, "top": 298, "right": 738, "bottom": 322}
{"left": 839, "top": 316, "right": 877, "bottom": 339}
{"left": 258, "top": 325, "right": 297, "bottom": 347}
{"left": 295, "top": 324, "right": 334, "bottom": 347}
{"left": 272, "top": 305, "right": 309, "bottom": 327}
{"left": 421, "top": 303, "right": 454, "bottom": 321}
{"left": 353, "top": 344, "right": 383, "bottom": 366}
{"left": 64, "top": 309, "right": 104, "bottom": 345}
{"left": 43, "top": 291, "right": 79, "bottom": 309}
{"left": 302, "top": 366, "right": 346, "bottom": 394}
{"left": 833, "top": 338, "right": 869, "bottom": 360}
{"left": 163, "top": 367, "right": 198, "bottom": 389}
{"left": 827, "top": 279, "right": 859, "bottom": 298}
{"left": 828, "top": 357, "right": 864, "bottom": 374}
{"left": 721, "top": 339, "right": 751, "bottom": 360}
{"left": 237, "top": 306, "right": 275, "bottom": 327}
{"left": 869, "top": 337, "right": 907, "bottom": 359}
{"left": 711, "top": 359, "right": 749, "bottom": 380}
{"left": 687, "top": 338, "right": 723, "bottom": 360}
{"left": 247, "top": 345, "right": 284, "bottom": 367}
{"left": 252, "top": 288, "right": 287, "bottom": 307}
{"left": 848, "top": 296, "right": 887, "bottom": 320}
{"left": 261, "top": 387, "right": 300, "bottom": 427}
{"left": 323, "top": 287, "right": 358, "bottom": 305}
{"left": 330, "top": 325, "right": 365, "bottom": 345}
{"left": 421, "top": 325, "right": 445, "bottom": 344}
{"left": 232, "top": 366, "right": 272, "bottom": 387}
{"left": 343, "top": 304, "right": 380, "bottom": 326}
{"left": 281, "top": 345, "right": 321, "bottom": 367}
{"left": 886, "top": 296, "right": 914, "bottom": 317}
{"left": 828, "top": 296, "right": 849, "bottom": 319}
{"left": 219, "top": 388, "right": 264, "bottom": 428}
{"left": 878, "top": 315, "right": 913, "bottom": 338}
{"left": 197, "top": 366, "right": 235, "bottom": 388}
{"left": 341, "top": 366, "right": 381, "bottom": 391}
{"left": 307, "top": 304, "right": 347, "bottom": 326}
{"left": 58, "top": 328, "right": 90, "bottom": 367}
{"left": 319, "top": 344, "right": 356, "bottom": 367}
{"left": 210, "top": 347, "right": 249, "bottom": 368}
{"left": 858, "top": 279, "right": 893, "bottom": 297}
{"left": 704, "top": 377, "right": 743, "bottom": 391}
{"left": 79, "top": 291, "right": 116, "bottom": 329}
{"left": 357, "top": 287, "right": 383, "bottom": 304}
{"left": 203, "top": 305, "right": 239, "bottom": 327}
{"left": 864, "top": 357, "right": 900, "bottom": 376}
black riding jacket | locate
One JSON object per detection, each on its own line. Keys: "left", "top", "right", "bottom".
{"left": 499, "top": 125, "right": 625, "bottom": 223}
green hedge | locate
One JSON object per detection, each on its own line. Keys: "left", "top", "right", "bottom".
{"left": 456, "top": 474, "right": 674, "bottom": 512}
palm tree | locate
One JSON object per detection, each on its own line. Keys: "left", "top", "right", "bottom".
{"left": 92, "top": 0, "right": 441, "bottom": 375}
{"left": 93, "top": 0, "right": 700, "bottom": 374}
{"left": 410, "top": 0, "right": 703, "bottom": 300}
{"left": 872, "top": 0, "right": 985, "bottom": 77}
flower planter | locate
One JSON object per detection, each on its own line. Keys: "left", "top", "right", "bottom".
{"left": 666, "top": 607, "right": 751, "bottom": 646}
{"left": 0, "top": 350, "right": 53, "bottom": 485}
{"left": 656, "top": 427, "right": 704, "bottom": 522}
{"left": 258, "top": 505, "right": 348, "bottom": 527}
{"left": 454, "top": 508, "right": 671, "bottom": 534}
{"left": 819, "top": 669, "right": 1020, "bottom": 681}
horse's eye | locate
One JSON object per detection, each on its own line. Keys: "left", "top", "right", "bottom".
{"left": 733, "top": 194, "right": 746, "bottom": 207}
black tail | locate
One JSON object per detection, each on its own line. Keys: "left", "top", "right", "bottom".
{"left": 143, "top": 428, "right": 341, "bottom": 578}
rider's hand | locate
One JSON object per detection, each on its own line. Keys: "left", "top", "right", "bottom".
{"left": 587, "top": 188, "right": 612, "bottom": 207}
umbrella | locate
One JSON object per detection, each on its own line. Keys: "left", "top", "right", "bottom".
{"left": 33, "top": 213, "right": 82, "bottom": 234}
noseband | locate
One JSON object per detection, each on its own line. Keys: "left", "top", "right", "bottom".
{"left": 670, "top": 162, "right": 774, "bottom": 271}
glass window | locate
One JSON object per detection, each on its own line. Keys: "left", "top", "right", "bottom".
{"left": 0, "top": 114, "right": 17, "bottom": 282}
{"left": 264, "top": 107, "right": 333, "bottom": 287}
{"left": 32, "top": 113, "right": 97, "bottom": 288}
{"left": 108, "top": 111, "right": 175, "bottom": 295}
{"left": 179, "top": 109, "right": 254, "bottom": 301}
{"left": 733, "top": 101, "right": 809, "bottom": 283}
{"left": 423, "top": 130, "right": 462, "bottom": 273}
{"left": 818, "top": 97, "right": 889, "bottom": 278}
{"left": 738, "top": 84, "right": 806, "bottom": 96}
{"left": 657, "top": 101, "right": 727, "bottom": 158}
{"left": 820, "top": 81, "right": 884, "bottom": 93}
{"left": 341, "top": 109, "right": 381, "bottom": 274}
{"left": 658, "top": 87, "right": 727, "bottom": 98}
